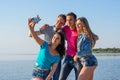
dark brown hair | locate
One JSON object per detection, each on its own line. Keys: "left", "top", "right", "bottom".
{"left": 66, "top": 12, "right": 77, "bottom": 19}
{"left": 58, "top": 14, "right": 66, "bottom": 22}
{"left": 77, "top": 17, "right": 98, "bottom": 47}
{"left": 55, "top": 30, "right": 65, "bottom": 59}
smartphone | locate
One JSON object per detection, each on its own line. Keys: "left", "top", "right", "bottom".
{"left": 31, "top": 15, "right": 41, "bottom": 23}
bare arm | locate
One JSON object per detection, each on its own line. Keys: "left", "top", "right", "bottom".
{"left": 28, "top": 23, "right": 49, "bottom": 37}
{"left": 28, "top": 22, "right": 44, "bottom": 45}
{"left": 46, "top": 63, "right": 58, "bottom": 80}
{"left": 28, "top": 18, "right": 42, "bottom": 37}
{"left": 28, "top": 30, "right": 41, "bottom": 37}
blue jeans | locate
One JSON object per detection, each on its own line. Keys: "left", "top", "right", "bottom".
{"left": 78, "top": 55, "right": 98, "bottom": 67}
{"left": 53, "top": 60, "right": 61, "bottom": 80}
{"left": 59, "top": 55, "right": 78, "bottom": 80}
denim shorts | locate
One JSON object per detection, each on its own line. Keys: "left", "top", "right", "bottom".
{"left": 78, "top": 55, "right": 98, "bottom": 67}
{"left": 32, "top": 68, "right": 50, "bottom": 79}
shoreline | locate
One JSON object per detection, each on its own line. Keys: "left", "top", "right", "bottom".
{"left": 94, "top": 53, "right": 120, "bottom": 56}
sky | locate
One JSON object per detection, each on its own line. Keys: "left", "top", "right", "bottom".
{"left": 0, "top": 0, "right": 120, "bottom": 54}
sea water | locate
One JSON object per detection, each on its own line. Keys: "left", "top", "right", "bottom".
{"left": 0, "top": 53, "right": 120, "bottom": 80}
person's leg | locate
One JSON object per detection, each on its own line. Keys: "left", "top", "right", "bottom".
{"left": 74, "top": 58, "right": 83, "bottom": 80}
{"left": 73, "top": 62, "right": 80, "bottom": 80}
{"left": 78, "top": 66, "right": 96, "bottom": 80}
{"left": 59, "top": 62, "right": 73, "bottom": 80}
{"left": 59, "top": 55, "right": 74, "bottom": 80}
{"left": 32, "top": 77, "right": 43, "bottom": 80}
{"left": 89, "top": 71, "right": 94, "bottom": 80}
{"left": 53, "top": 60, "right": 61, "bottom": 80}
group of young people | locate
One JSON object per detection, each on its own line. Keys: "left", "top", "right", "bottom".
{"left": 28, "top": 12, "right": 99, "bottom": 80}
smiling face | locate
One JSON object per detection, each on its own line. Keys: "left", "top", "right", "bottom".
{"left": 51, "top": 33, "right": 61, "bottom": 46}
{"left": 55, "top": 16, "right": 66, "bottom": 29}
{"left": 66, "top": 15, "right": 76, "bottom": 29}
{"left": 76, "top": 19, "right": 84, "bottom": 34}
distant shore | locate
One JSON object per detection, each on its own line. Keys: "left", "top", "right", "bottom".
{"left": 94, "top": 53, "right": 120, "bottom": 56}
{"left": 93, "top": 48, "right": 120, "bottom": 53}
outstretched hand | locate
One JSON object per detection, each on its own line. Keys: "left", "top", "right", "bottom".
{"left": 28, "top": 18, "right": 44, "bottom": 46}
{"left": 28, "top": 18, "right": 36, "bottom": 37}
{"left": 28, "top": 18, "right": 36, "bottom": 28}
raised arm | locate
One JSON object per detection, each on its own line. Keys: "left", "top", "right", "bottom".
{"left": 28, "top": 21, "right": 44, "bottom": 46}
{"left": 28, "top": 22, "right": 49, "bottom": 37}
{"left": 28, "top": 30, "right": 41, "bottom": 37}
{"left": 28, "top": 18, "right": 42, "bottom": 37}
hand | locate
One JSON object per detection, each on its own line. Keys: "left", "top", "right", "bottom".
{"left": 55, "top": 20, "right": 63, "bottom": 29}
{"left": 46, "top": 75, "right": 52, "bottom": 80}
{"left": 73, "top": 55, "right": 79, "bottom": 62}
{"left": 28, "top": 18, "right": 36, "bottom": 37}
{"left": 28, "top": 18, "right": 36, "bottom": 28}
{"left": 28, "top": 18, "right": 32, "bottom": 25}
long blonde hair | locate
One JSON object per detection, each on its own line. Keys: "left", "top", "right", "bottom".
{"left": 77, "top": 17, "right": 98, "bottom": 47}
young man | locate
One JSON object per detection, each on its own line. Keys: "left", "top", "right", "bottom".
{"left": 59, "top": 12, "right": 78, "bottom": 80}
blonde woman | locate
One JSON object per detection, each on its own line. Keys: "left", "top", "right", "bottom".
{"left": 74, "top": 17, "right": 99, "bottom": 80}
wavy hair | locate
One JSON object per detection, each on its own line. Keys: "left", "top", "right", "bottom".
{"left": 54, "top": 30, "right": 65, "bottom": 59}
{"left": 77, "top": 17, "right": 99, "bottom": 47}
